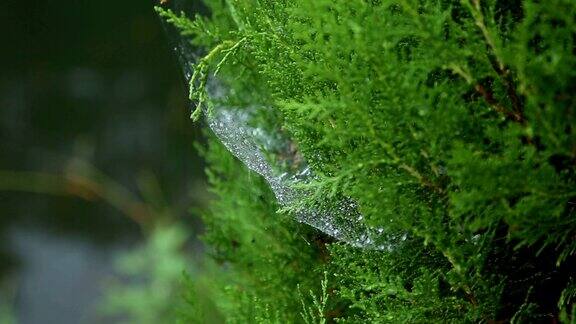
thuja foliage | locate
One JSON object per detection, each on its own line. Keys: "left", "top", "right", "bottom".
{"left": 158, "top": 0, "right": 576, "bottom": 322}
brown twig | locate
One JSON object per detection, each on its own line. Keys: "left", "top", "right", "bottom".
{"left": 467, "top": 0, "right": 526, "bottom": 125}
{"left": 399, "top": 163, "right": 445, "bottom": 195}
{"left": 474, "top": 83, "right": 525, "bottom": 123}
{"left": 485, "top": 54, "right": 526, "bottom": 123}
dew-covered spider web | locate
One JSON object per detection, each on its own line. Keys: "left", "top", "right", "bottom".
{"left": 159, "top": 1, "right": 407, "bottom": 250}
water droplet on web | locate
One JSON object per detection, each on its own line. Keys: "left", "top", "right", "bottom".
{"left": 162, "top": 12, "right": 408, "bottom": 251}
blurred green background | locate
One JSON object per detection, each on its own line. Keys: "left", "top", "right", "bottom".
{"left": 0, "top": 0, "right": 206, "bottom": 322}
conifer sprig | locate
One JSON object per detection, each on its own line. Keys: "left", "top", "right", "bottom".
{"left": 158, "top": 0, "right": 576, "bottom": 321}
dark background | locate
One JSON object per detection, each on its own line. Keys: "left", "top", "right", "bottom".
{"left": 0, "top": 0, "right": 205, "bottom": 322}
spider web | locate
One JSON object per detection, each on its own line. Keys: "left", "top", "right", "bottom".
{"left": 158, "top": 1, "right": 406, "bottom": 250}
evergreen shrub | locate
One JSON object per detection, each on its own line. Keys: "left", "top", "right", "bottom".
{"left": 157, "top": 0, "right": 576, "bottom": 322}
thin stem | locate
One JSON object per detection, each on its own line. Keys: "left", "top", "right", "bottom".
{"left": 465, "top": 0, "right": 525, "bottom": 123}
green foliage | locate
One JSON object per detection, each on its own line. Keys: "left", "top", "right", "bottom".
{"left": 328, "top": 242, "right": 475, "bottom": 323}
{"left": 0, "top": 275, "right": 15, "bottom": 324}
{"left": 299, "top": 271, "right": 330, "bottom": 324}
{"left": 0, "top": 298, "right": 15, "bottom": 324}
{"left": 158, "top": 0, "right": 576, "bottom": 322}
{"left": 100, "top": 224, "right": 193, "bottom": 323}
{"left": 559, "top": 280, "right": 576, "bottom": 324}
{"left": 188, "top": 133, "right": 329, "bottom": 323}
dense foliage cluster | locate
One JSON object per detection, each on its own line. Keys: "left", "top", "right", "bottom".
{"left": 158, "top": 0, "right": 576, "bottom": 322}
